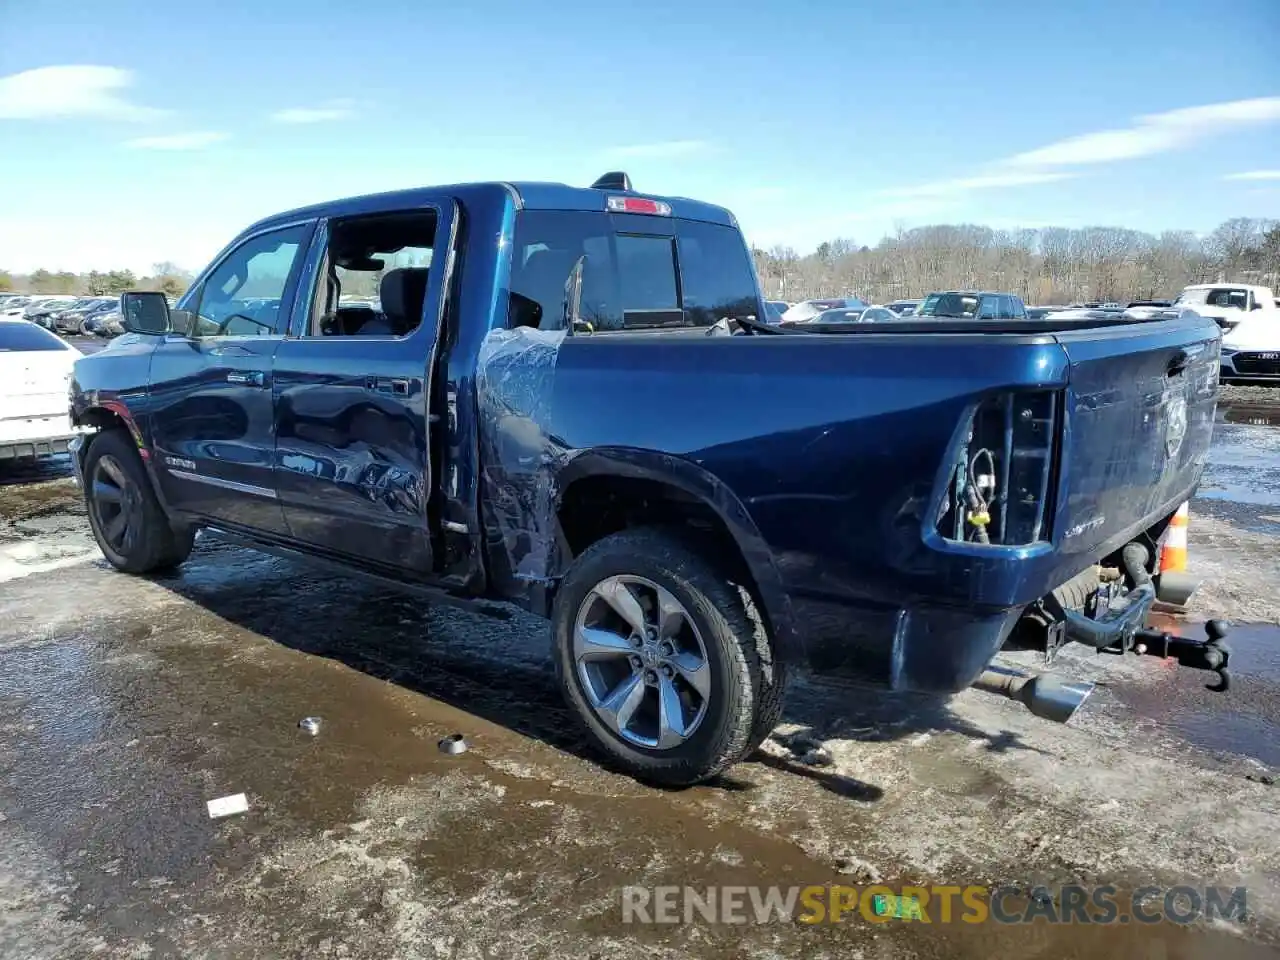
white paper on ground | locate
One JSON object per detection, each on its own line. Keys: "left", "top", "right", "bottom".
{"left": 207, "top": 793, "right": 249, "bottom": 819}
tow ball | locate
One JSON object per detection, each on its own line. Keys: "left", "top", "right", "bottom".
{"left": 1130, "top": 619, "right": 1232, "bottom": 693}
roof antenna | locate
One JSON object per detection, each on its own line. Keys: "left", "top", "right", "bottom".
{"left": 591, "top": 171, "right": 632, "bottom": 191}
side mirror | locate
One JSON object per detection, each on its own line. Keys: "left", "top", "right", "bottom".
{"left": 120, "top": 291, "right": 171, "bottom": 335}
{"left": 562, "top": 255, "right": 586, "bottom": 334}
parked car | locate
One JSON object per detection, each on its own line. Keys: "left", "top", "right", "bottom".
{"left": 1174, "top": 283, "right": 1280, "bottom": 382}
{"left": 916, "top": 291, "right": 1029, "bottom": 320}
{"left": 23, "top": 296, "right": 79, "bottom": 329}
{"left": 0, "top": 319, "right": 88, "bottom": 461}
{"left": 55, "top": 297, "right": 120, "bottom": 335}
{"left": 790, "top": 305, "right": 898, "bottom": 324}
{"left": 780, "top": 297, "right": 869, "bottom": 323}
{"left": 69, "top": 172, "right": 1221, "bottom": 785}
{"left": 886, "top": 299, "right": 921, "bottom": 316}
{"left": 0, "top": 296, "right": 34, "bottom": 318}
{"left": 90, "top": 309, "right": 125, "bottom": 338}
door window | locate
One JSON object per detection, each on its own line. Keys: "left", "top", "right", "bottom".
{"left": 176, "top": 224, "right": 310, "bottom": 338}
{"left": 304, "top": 211, "right": 438, "bottom": 337}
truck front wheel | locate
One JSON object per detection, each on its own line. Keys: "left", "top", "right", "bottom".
{"left": 551, "top": 528, "right": 780, "bottom": 786}
{"left": 84, "top": 429, "right": 194, "bottom": 574}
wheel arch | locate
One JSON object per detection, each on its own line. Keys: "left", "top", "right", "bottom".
{"left": 554, "top": 448, "right": 802, "bottom": 663}
{"left": 77, "top": 402, "right": 176, "bottom": 518}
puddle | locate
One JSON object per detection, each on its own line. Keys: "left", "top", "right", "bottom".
{"left": 1116, "top": 620, "right": 1280, "bottom": 768}
{"left": 1199, "top": 418, "right": 1280, "bottom": 508}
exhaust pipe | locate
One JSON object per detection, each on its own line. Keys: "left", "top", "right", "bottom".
{"left": 975, "top": 666, "right": 1094, "bottom": 723}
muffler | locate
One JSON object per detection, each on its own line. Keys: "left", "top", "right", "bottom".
{"left": 974, "top": 666, "right": 1094, "bottom": 723}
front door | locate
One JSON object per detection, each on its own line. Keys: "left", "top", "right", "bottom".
{"left": 271, "top": 201, "right": 454, "bottom": 575}
{"left": 147, "top": 221, "right": 314, "bottom": 535}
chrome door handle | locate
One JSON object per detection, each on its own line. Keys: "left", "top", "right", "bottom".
{"left": 226, "top": 370, "right": 267, "bottom": 387}
{"left": 367, "top": 376, "right": 411, "bottom": 396}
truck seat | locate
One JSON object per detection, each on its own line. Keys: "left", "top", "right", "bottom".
{"left": 365, "top": 268, "right": 428, "bottom": 335}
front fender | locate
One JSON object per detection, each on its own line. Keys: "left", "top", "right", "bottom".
{"left": 554, "top": 447, "right": 803, "bottom": 664}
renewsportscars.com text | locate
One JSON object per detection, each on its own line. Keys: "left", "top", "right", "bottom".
{"left": 620, "top": 884, "right": 1248, "bottom": 926}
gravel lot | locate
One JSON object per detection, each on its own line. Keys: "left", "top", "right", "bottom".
{"left": 1, "top": 380, "right": 1278, "bottom": 959}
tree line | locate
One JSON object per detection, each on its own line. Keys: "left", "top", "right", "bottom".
{"left": 751, "top": 217, "right": 1280, "bottom": 305}
{"left": 4, "top": 217, "right": 1279, "bottom": 307}
{"left": 0, "top": 262, "right": 194, "bottom": 299}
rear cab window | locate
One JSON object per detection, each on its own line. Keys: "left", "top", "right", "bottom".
{"left": 508, "top": 211, "right": 761, "bottom": 332}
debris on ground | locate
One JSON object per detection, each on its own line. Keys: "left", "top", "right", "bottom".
{"left": 298, "top": 717, "right": 322, "bottom": 736}
{"left": 438, "top": 734, "right": 468, "bottom": 755}
{"left": 207, "top": 793, "right": 249, "bottom": 819}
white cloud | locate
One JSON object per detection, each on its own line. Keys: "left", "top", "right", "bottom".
{"left": 124, "top": 130, "right": 228, "bottom": 150}
{"left": 1224, "top": 169, "right": 1280, "bottom": 181}
{"left": 601, "top": 140, "right": 711, "bottom": 160}
{"left": 269, "top": 98, "right": 357, "bottom": 124}
{"left": 879, "top": 171, "right": 1076, "bottom": 199}
{"left": 1005, "top": 96, "right": 1280, "bottom": 168}
{"left": 0, "top": 65, "right": 166, "bottom": 121}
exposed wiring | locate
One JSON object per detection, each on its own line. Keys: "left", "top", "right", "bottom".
{"left": 964, "top": 448, "right": 996, "bottom": 543}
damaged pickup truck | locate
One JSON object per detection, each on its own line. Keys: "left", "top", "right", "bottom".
{"left": 69, "top": 173, "right": 1227, "bottom": 785}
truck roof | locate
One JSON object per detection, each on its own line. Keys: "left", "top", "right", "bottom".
{"left": 246, "top": 180, "right": 737, "bottom": 237}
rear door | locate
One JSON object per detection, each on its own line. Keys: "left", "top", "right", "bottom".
{"left": 148, "top": 221, "right": 314, "bottom": 534}
{"left": 1051, "top": 314, "right": 1221, "bottom": 558}
{"left": 271, "top": 199, "right": 455, "bottom": 575}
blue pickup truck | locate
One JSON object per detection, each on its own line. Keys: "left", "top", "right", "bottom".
{"left": 68, "top": 173, "right": 1223, "bottom": 785}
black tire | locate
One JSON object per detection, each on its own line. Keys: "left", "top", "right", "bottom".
{"left": 1050, "top": 565, "right": 1101, "bottom": 613}
{"left": 551, "top": 528, "right": 782, "bottom": 786}
{"left": 84, "top": 429, "right": 194, "bottom": 574}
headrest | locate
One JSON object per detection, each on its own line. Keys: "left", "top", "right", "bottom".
{"left": 379, "top": 267, "right": 429, "bottom": 328}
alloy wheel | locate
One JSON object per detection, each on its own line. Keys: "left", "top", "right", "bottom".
{"left": 573, "top": 575, "right": 712, "bottom": 750}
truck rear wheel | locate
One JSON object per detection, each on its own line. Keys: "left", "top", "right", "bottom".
{"left": 552, "top": 528, "right": 780, "bottom": 786}
{"left": 84, "top": 429, "right": 194, "bottom": 574}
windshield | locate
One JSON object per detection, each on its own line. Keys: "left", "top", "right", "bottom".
{"left": 917, "top": 292, "right": 980, "bottom": 318}
{"left": 1173, "top": 288, "right": 1208, "bottom": 306}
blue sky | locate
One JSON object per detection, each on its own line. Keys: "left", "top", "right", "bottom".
{"left": 1, "top": 0, "right": 1278, "bottom": 274}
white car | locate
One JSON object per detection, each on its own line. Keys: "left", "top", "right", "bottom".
{"left": 1173, "top": 283, "right": 1280, "bottom": 382}
{"left": 0, "top": 319, "right": 88, "bottom": 461}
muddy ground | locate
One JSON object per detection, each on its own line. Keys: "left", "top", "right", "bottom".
{"left": 1, "top": 383, "right": 1279, "bottom": 959}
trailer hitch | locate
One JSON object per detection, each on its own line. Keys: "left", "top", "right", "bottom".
{"left": 1130, "top": 619, "right": 1232, "bottom": 692}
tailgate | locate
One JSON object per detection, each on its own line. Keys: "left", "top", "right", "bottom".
{"left": 1052, "top": 314, "right": 1220, "bottom": 557}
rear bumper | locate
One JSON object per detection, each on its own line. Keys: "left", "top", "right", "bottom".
{"left": 799, "top": 585, "right": 1154, "bottom": 693}
{"left": 796, "top": 594, "right": 1026, "bottom": 693}
{"left": 0, "top": 415, "right": 88, "bottom": 462}
{"left": 0, "top": 435, "right": 83, "bottom": 461}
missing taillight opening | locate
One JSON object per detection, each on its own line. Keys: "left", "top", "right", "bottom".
{"left": 938, "top": 390, "right": 1060, "bottom": 546}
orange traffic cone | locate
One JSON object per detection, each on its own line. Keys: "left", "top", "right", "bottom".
{"left": 1154, "top": 502, "right": 1198, "bottom": 608}
{"left": 1158, "top": 502, "right": 1189, "bottom": 575}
